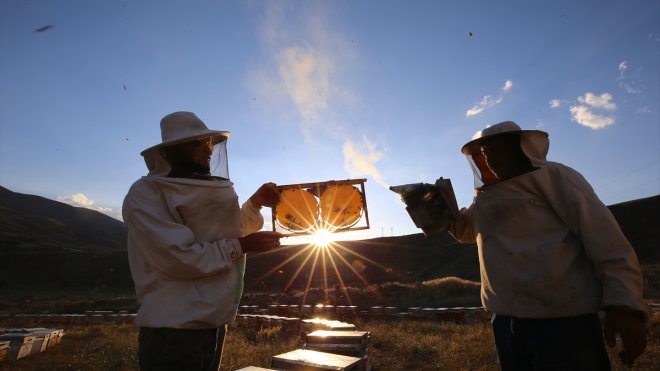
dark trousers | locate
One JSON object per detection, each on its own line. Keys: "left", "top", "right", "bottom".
{"left": 492, "top": 314, "right": 611, "bottom": 371}
{"left": 138, "top": 325, "right": 227, "bottom": 371}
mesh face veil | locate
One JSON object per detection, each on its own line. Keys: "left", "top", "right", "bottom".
{"left": 210, "top": 140, "right": 229, "bottom": 180}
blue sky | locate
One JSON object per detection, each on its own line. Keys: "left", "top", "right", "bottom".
{"left": 1, "top": 0, "right": 658, "bottom": 243}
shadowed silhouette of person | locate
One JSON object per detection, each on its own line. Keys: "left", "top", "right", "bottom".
{"left": 123, "top": 111, "right": 282, "bottom": 371}
{"left": 448, "top": 121, "right": 650, "bottom": 370}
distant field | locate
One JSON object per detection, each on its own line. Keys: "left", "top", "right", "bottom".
{"left": 2, "top": 314, "right": 659, "bottom": 370}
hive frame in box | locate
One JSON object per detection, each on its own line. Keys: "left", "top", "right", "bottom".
{"left": 272, "top": 178, "right": 370, "bottom": 237}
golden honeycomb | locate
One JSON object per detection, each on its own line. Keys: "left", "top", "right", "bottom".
{"left": 319, "top": 185, "right": 364, "bottom": 228}
{"left": 275, "top": 188, "right": 319, "bottom": 232}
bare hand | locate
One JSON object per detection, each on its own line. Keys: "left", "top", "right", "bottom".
{"left": 603, "top": 307, "right": 648, "bottom": 367}
{"left": 238, "top": 231, "right": 282, "bottom": 253}
{"left": 250, "top": 182, "right": 279, "bottom": 209}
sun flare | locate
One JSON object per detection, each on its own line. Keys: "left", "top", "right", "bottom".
{"left": 310, "top": 228, "right": 334, "bottom": 248}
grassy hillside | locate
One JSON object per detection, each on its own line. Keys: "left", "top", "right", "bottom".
{"left": 0, "top": 186, "right": 126, "bottom": 252}
{"left": 0, "top": 185, "right": 658, "bottom": 302}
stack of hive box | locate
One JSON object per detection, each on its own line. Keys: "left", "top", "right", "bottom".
{"left": 0, "top": 332, "right": 36, "bottom": 360}
{"left": 0, "top": 327, "right": 64, "bottom": 360}
{"left": 271, "top": 349, "right": 363, "bottom": 371}
{"left": 304, "top": 330, "right": 371, "bottom": 371}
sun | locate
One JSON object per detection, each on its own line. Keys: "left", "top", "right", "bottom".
{"left": 309, "top": 228, "right": 334, "bottom": 248}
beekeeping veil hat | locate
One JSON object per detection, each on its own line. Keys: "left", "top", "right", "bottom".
{"left": 461, "top": 121, "right": 549, "bottom": 188}
{"left": 140, "top": 111, "right": 232, "bottom": 178}
{"left": 141, "top": 111, "right": 230, "bottom": 155}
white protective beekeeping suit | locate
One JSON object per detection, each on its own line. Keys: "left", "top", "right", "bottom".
{"left": 123, "top": 112, "right": 264, "bottom": 329}
{"left": 449, "top": 121, "right": 650, "bottom": 320}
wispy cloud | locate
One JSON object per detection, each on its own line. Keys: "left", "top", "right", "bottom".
{"left": 549, "top": 99, "right": 561, "bottom": 109}
{"left": 570, "top": 92, "right": 617, "bottom": 130}
{"left": 58, "top": 193, "right": 122, "bottom": 220}
{"left": 502, "top": 79, "right": 513, "bottom": 92}
{"left": 466, "top": 96, "right": 501, "bottom": 117}
{"left": 637, "top": 106, "right": 653, "bottom": 114}
{"left": 617, "top": 61, "right": 641, "bottom": 94}
{"left": 466, "top": 80, "right": 513, "bottom": 117}
{"left": 248, "top": 2, "right": 388, "bottom": 187}
{"left": 277, "top": 46, "right": 332, "bottom": 122}
{"left": 343, "top": 136, "right": 387, "bottom": 188}
{"left": 248, "top": 1, "right": 357, "bottom": 139}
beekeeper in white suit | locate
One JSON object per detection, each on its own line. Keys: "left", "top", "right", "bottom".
{"left": 449, "top": 121, "right": 650, "bottom": 370}
{"left": 123, "top": 111, "right": 282, "bottom": 371}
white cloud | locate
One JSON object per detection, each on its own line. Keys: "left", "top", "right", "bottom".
{"left": 465, "top": 79, "right": 511, "bottom": 117}
{"left": 343, "top": 136, "right": 388, "bottom": 188}
{"left": 569, "top": 106, "right": 615, "bottom": 129}
{"left": 577, "top": 92, "right": 617, "bottom": 110}
{"left": 569, "top": 92, "right": 617, "bottom": 130}
{"left": 466, "top": 95, "right": 502, "bottom": 117}
{"left": 57, "top": 193, "right": 122, "bottom": 220}
{"left": 277, "top": 46, "right": 332, "bottom": 122}
{"left": 637, "top": 106, "right": 653, "bottom": 114}
{"left": 502, "top": 80, "right": 513, "bottom": 92}
{"left": 549, "top": 99, "right": 561, "bottom": 109}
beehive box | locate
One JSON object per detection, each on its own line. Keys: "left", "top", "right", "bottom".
{"left": 305, "top": 330, "right": 372, "bottom": 371}
{"left": 0, "top": 340, "right": 9, "bottom": 361}
{"left": 325, "top": 321, "right": 356, "bottom": 331}
{"left": 384, "top": 307, "right": 398, "bottom": 316}
{"left": 306, "top": 331, "right": 370, "bottom": 348}
{"left": 271, "top": 348, "right": 361, "bottom": 371}
{"left": 336, "top": 306, "right": 358, "bottom": 320}
{"left": 369, "top": 306, "right": 384, "bottom": 317}
{"left": 49, "top": 329, "right": 64, "bottom": 347}
{"left": 301, "top": 319, "right": 356, "bottom": 334}
{"left": 439, "top": 308, "right": 466, "bottom": 323}
{"left": 283, "top": 317, "right": 301, "bottom": 334}
{"left": 0, "top": 333, "right": 36, "bottom": 360}
{"left": 419, "top": 308, "right": 436, "bottom": 319}
{"left": 301, "top": 305, "right": 313, "bottom": 317}
{"left": 28, "top": 330, "right": 51, "bottom": 354}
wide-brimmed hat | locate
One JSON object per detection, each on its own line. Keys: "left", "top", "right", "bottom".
{"left": 460, "top": 121, "right": 547, "bottom": 156}
{"left": 140, "top": 111, "right": 231, "bottom": 156}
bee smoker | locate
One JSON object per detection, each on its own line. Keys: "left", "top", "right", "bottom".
{"left": 389, "top": 177, "right": 459, "bottom": 239}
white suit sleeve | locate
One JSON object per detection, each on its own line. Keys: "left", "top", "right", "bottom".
{"left": 240, "top": 200, "right": 265, "bottom": 236}
{"left": 448, "top": 206, "right": 477, "bottom": 244}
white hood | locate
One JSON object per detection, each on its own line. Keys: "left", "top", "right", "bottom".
{"left": 461, "top": 121, "right": 549, "bottom": 188}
